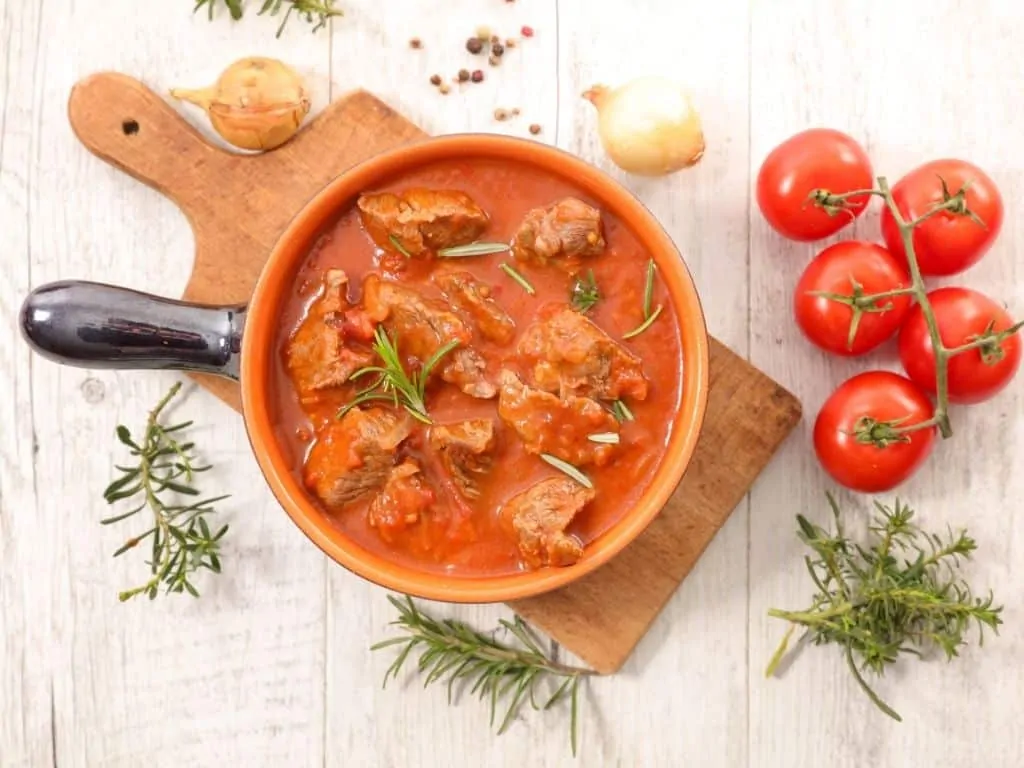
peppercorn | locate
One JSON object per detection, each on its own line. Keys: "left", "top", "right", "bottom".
{"left": 457, "top": 69, "right": 470, "bottom": 83}
{"left": 511, "top": 108, "right": 521, "bottom": 117}
{"left": 492, "top": 42, "right": 505, "bottom": 57}
{"left": 429, "top": 74, "right": 442, "bottom": 86}
{"left": 494, "top": 108, "right": 508, "bottom": 121}
{"left": 488, "top": 54, "right": 500, "bottom": 67}
{"left": 529, "top": 123, "right": 541, "bottom": 135}
{"left": 466, "top": 37, "right": 484, "bottom": 54}
{"left": 471, "top": 70, "right": 484, "bottom": 83}
{"left": 409, "top": 37, "right": 422, "bottom": 49}
{"left": 491, "top": 35, "right": 501, "bottom": 45}
{"left": 521, "top": 25, "right": 534, "bottom": 37}
{"left": 439, "top": 82, "right": 451, "bottom": 95}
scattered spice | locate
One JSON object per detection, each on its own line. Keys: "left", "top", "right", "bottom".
{"left": 489, "top": 54, "right": 500, "bottom": 67}
{"left": 471, "top": 70, "right": 485, "bottom": 83}
{"left": 409, "top": 37, "right": 422, "bottom": 49}
{"left": 492, "top": 42, "right": 505, "bottom": 57}
{"left": 494, "top": 108, "right": 509, "bottom": 121}
{"left": 429, "top": 73, "right": 442, "bottom": 86}
{"left": 529, "top": 123, "right": 542, "bottom": 135}
{"left": 439, "top": 82, "right": 451, "bottom": 95}
{"left": 512, "top": 108, "right": 521, "bottom": 117}
{"left": 466, "top": 37, "right": 484, "bottom": 54}
{"left": 458, "top": 68, "right": 470, "bottom": 83}
{"left": 521, "top": 25, "right": 534, "bottom": 37}
{"left": 506, "top": 37, "right": 518, "bottom": 48}
{"left": 476, "top": 25, "right": 492, "bottom": 41}
{"left": 491, "top": 35, "right": 501, "bottom": 45}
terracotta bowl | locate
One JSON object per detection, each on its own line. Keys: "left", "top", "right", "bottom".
{"left": 20, "top": 134, "right": 710, "bottom": 603}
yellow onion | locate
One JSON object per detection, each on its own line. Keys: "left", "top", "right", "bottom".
{"left": 170, "top": 57, "right": 310, "bottom": 151}
{"left": 583, "top": 77, "right": 704, "bottom": 176}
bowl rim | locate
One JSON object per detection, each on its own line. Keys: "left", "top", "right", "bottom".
{"left": 240, "top": 133, "right": 710, "bottom": 603}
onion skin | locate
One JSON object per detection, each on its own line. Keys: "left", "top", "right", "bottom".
{"left": 171, "top": 57, "right": 311, "bottom": 151}
{"left": 583, "top": 77, "right": 705, "bottom": 176}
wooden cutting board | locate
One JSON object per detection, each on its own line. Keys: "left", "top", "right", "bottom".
{"left": 67, "top": 72, "right": 802, "bottom": 674}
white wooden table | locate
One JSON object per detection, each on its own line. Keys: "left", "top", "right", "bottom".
{"left": 3, "top": 1, "right": 1022, "bottom": 766}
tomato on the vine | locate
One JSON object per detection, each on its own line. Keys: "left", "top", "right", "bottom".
{"left": 756, "top": 128, "right": 873, "bottom": 242}
{"left": 898, "top": 287, "right": 1022, "bottom": 404}
{"left": 794, "top": 241, "right": 912, "bottom": 356}
{"left": 880, "top": 159, "right": 1003, "bottom": 276}
{"left": 813, "top": 371, "right": 936, "bottom": 493}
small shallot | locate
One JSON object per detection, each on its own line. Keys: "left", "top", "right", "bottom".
{"left": 170, "top": 57, "right": 310, "bottom": 151}
{"left": 583, "top": 77, "right": 704, "bottom": 176}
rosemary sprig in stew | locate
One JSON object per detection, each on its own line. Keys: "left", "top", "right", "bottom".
{"left": 570, "top": 269, "right": 600, "bottom": 313}
{"left": 540, "top": 453, "right": 593, "bottom": 489}
{"left": 610, "top": 399, "right": 634, "bottom": 422}
{"left": 388, "top": 234, "right": 413, "bottom": 259}
{"left": 767, "top": 493, "right": 1003, "bottom": 722}
{"left": 500, "top": 263, "right": 536, "bottom": 295}
{"left": 623, "top": 259, "right": 663, "bottom": 339}
{"left": 338, "top": 326, "right": 459, "bottom": 424}
{"left": 194, "top": 0, "right": 342, "bottom": 37}
{"left": 373, "top": 595, "right": 595, "bottom": 756}
{"left": 102, "top": 382, "right": 230, "bottom": 602}
{"left": 587, "top": 432, "right": 620, "bottom": 444}
{"left": 438, "top": 242, "right": 511, "bottom": 258}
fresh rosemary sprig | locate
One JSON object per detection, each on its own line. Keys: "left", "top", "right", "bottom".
{"left": 338, "top": 326, "right": 459, "bottom": 424}
{"left": 102, "top": 382, "right": 229, "bottom": 602}
{"left": 610, "top": 399, "right": 634, "bottom": 422}
{"left": 570, "top": 269, "right": 600, "bottom": 313}
{"left": 500, "top": 263, "right": 536, "bottom": 295}
{"left": 622, "top": 259, "right": 662, "bottom": 339}
{"left": 540, "top": 453, "right": 593, "bottom": 489}
{"left": 766, "top": 493, "right": 1002, "bottom": 721}
{"left": 193, "top": 0, "right": 342, "bottom": 37}
{"left": 438, "top": 242, "right": 511, "bottom": 258}
{"left": 372, "top": 595, "right": 595, "bottom": 756}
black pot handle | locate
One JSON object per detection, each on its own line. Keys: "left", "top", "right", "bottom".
{"left": 19, "top": 281, "right": 246, "bottom": 380}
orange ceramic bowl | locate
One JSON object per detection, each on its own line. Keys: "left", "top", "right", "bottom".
{"left": 241, "top": 135, "right": 710, "bottom": 603}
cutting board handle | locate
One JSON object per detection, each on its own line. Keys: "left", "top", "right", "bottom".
{"left": 67, "top": 72, "right": 230, "bottom": 217}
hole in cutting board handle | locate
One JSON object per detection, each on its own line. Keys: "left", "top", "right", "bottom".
{"left": 122, "top": 119, "right": 140, "bottom": 136}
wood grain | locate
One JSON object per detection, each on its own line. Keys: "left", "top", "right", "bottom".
{"left": 65, "top": 70, "right": 798, "bottom": 680}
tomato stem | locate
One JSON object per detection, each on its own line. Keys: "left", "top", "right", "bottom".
{"left": 876, "top": 175, "right": 954, "bottom": 439}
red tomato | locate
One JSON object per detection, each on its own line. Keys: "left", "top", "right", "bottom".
{"left": 756, "top": 128, "right": 873, "bottom": 241}
{"left": 880, "top": 159, "right": 1003, "bottom": 276}
{"left": 813, "top": 371, "right": 936, "bottom": 493}
{"left": 794, "top": 241, "right": 913, "bottom": 356}
{"left": 898, "top": 286, "right": 1022, "bottom": 404}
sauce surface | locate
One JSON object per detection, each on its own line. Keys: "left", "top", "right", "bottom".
{"left": 270, "top": 157, "right": 684, "bottom": 576}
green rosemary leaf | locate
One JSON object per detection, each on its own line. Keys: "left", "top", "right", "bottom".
{"left": 388, "top": 234, "right": 413, "bottom": 259}
{"left": 642, "top": 259, "right": 657, "bottom": 319}
{"left": 610, "top": 399, "right": 634, "bottom": 422}
{"left": 438, "top": 242, "right": 510, "bottom": 258}
{"left": 540, "top": 453, "right": 593, "bottom": 489}
{"left": 767, "top": 494, "right": 1003, "bottom": 722}
{"left": 372, "top": 596, "right": 596, "bottom": 756}
{"left": 587, "top": 432, "right": 620, "bottom": 444}
{"left": 570, "top": 269, "right": 600, "bottom": 313}
{"left": 499, "top": 263, "right": 536, "bottom": 295}
{"left": 622, "top": 304, "right": 663, "bottom": 340}
{"left": 101, "top": 382, "right": 229, "bottom": 602}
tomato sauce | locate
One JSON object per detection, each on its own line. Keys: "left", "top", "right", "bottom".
{"left": 269, "top": 157, "right": 684, "bottom": 576}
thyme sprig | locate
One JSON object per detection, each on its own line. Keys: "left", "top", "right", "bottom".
{"left": 102, "top": 382, "right": 229, "bottom": 602}
{"left": 337, "top": 326, "right": 459, "bottom": 424}
{"left": 372, "top": 596, "right": 595, "bottom": 756}
{"left": 193, "top": 0, "right": 342, "bottom": 37}
{"left": 767, "top": 494, "right": 1002, "bottom": 721}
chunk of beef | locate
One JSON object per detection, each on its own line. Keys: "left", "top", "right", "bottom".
{"left": 434, "top": 271, "right": 516, "bottom": 345}
{"left": 497, "top": 371, "right": 619, "bottom": 467}
{"left": 304, "top": 407, "right": 412, "bottom": 508}
{"left": 511, "top": 197, "right": 605, "bottom": 266}
{"left": 428, "top": 419, "right": 496, "bottom": 498}
{"left": 368, "top": 460, "right": 435, "bottom": 543}
{"left": 501, "top": 477, "right": 595, "bottom": 569}
{"left": 362, "top": 274, "right": 497, "bottom": 399}
{"left": 357, "top": 188, "right": 489, "bottom": 258}
{"left": 286, "top": 270, "right": 374, "bottom": 393}
{"left": 517, "top": 307, "right": 648, "bottom": 401}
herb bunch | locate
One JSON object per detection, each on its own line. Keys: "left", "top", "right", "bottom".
{"left": 102, "top": 382, "right": 229, "bottom": 602}
{"left": 338, "top": 326, "right": 459, "bottom": 424}
{"left": 766, "top": 494, "right": 1002, "bottom": 721}
{"left": 372, "top": 596, "right": 595, "bottom": 755}
{"left": 194, "top": 0, "right": 342, "bottom": 37}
